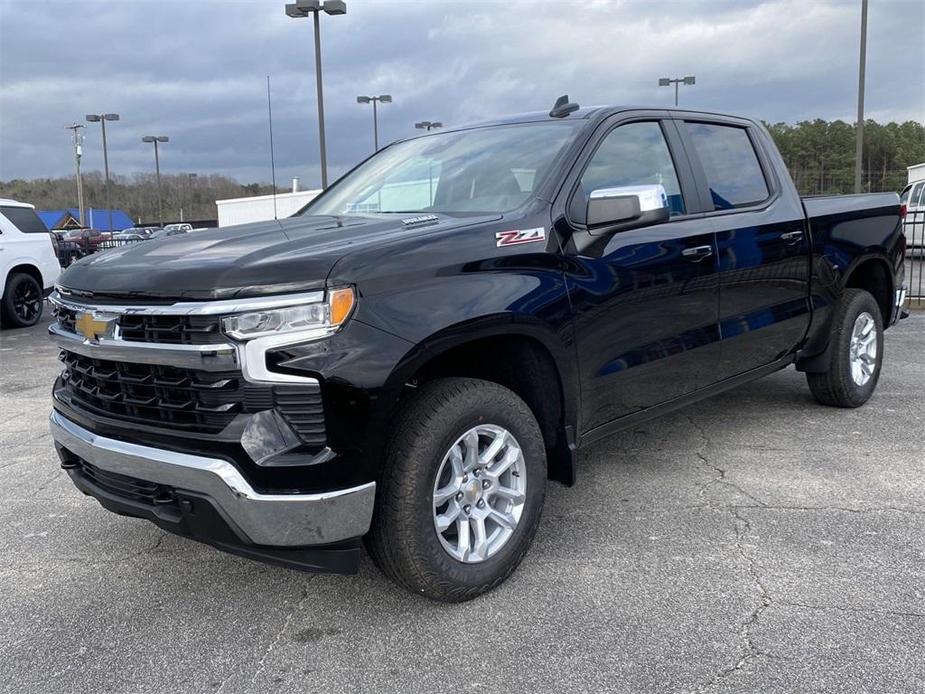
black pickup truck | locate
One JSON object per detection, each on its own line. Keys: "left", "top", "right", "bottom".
{"left": 49, "top": 100, "right": 907, "bottom": 601}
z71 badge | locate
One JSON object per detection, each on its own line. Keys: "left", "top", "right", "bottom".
{"left": 495, "top": 227, "right": 546, "bottom": 247}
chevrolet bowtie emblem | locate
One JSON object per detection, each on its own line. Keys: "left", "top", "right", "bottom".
{"left": 75, "top": 312, "right": 117, "bottom": 341}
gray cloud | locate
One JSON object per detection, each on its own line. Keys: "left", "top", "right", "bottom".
{"left": 1, "top": 0, "right": 922, "bottom": 186}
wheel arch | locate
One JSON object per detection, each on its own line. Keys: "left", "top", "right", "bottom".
{"left": 3, "top": 263, "right": 44, "bottom": 296}
{"left": 841, "top": 254, "right": 894, "bottom": 327}
{"left": 383, "top": 315, "right": 579, "bottom": 485}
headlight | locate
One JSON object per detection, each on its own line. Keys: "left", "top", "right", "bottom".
{"left": 222, "top": 287, "right": 355, "bottom": 340}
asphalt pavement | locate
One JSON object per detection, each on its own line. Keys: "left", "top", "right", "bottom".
{"left": 1, "top": 311, "right": 922, "bottom": 694}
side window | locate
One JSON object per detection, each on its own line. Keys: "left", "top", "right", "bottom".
{"left": 914, "top": 183, "right": 925, "bottom": 208}
{"left": 0, "top": 206, "right": 49, "bottom": 233}
{"left": 579, "top": 121, "right": 686, "bottom": 216}
{"left": 684, "top": 122, "right": 770, "bottom": 210}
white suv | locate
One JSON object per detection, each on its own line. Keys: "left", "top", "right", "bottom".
{"left": 0, "top": 199, "right": 61, "bottom": 328}
{"left": 901, "top": 181, "right": 925, "bottom": 250}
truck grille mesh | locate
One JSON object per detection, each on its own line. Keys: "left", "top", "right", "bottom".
{"left": 58, "top": 351, "right": 326, "bottom": 446}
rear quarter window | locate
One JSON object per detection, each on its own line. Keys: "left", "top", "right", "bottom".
{"left": 685, "top": 122, "right": 770, "bottom": 210}
{"left": 0, "top": 206, "right": 49, "bottom": 234}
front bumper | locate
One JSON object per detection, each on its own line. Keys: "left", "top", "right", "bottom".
{"left": 50, "top": 410, "right": 375, "bottom": 573}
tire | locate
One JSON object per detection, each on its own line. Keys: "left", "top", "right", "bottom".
{"left": 366, "top": 377, "right": 546, "bottom": 602}
{"left": 806, "top": 288, "right": 884, "bottom": 408}
{"left": 1, "top": 272, "right": 44, "bottom": 329}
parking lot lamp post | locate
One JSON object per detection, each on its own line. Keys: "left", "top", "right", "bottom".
{"left": 658, "top": 76, "right": 696, "bottom": 106}
{"left": 285, "top": 0, "right": 347, "bottom": 189}
{"left": 85, "top": 113, "right": 120, "bottom": 232}
{"left": 414, "top": 121, "right": 443, "bottom": 132}
{"left": 142, "top": 136, "right": 169, "bottom": 227}
{"left": 64, "top": 124, "right": 86, "bottom": 226}
{"left": 357, "top": 95, "right": 392, "bottom": 151}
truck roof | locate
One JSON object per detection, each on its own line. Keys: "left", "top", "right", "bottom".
{"left": 416, "top": 105, "right": 759, "bottom": 137}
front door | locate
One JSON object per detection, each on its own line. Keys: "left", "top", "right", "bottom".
{"left": 560, "top": 119, "right": 721, "bottom": 434}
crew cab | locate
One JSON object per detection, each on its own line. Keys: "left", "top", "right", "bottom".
{"left": 48, "top": 101, "right": 907, "bottom": 601}
{"left": 0, "top": 199, "right": 60, "bottom": 328}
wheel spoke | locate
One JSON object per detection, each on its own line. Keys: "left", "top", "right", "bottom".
{"left": 487, "top": 507, "right": 517, "bottom": 530}
{"left": 455, "top": 517, "right": 471, "bottom": 561}
{"left": 434, "top": 482, "right": 459, "bottom": 506}
{"left": 486, "top": 446, "right": 520, "bottom": 479}
{"left": 448, "top": 445, "right": 465, "bottom": 478}
{"left": 479, "top": 431, "right": 506, "bottom": 466}
{"left": 492, "top": 485, "right": 525, "bottom": 504}
{"left": 463, "top": 430, "right": 479, "bottom": 472}
{"left": 435, "top": 502, "right": 461, "bottom": 532}
{"left": 470, "top": 516, "right": 488, "bottom": 560}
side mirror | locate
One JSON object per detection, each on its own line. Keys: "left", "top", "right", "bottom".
{"left": 587, "top": 184, "right": 670, "bottom": 231}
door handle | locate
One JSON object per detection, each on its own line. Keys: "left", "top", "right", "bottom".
{"left": 682, "top": 245, "right": 714, "bottom": 262}
{"left": 781, "top": 230, "right": 803, "bottom": 244}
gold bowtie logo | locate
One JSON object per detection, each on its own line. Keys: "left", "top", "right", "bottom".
{"left": 75, "top": 312, "right": 116, "bottom": 341}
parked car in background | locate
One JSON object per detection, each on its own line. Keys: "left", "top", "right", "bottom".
{"left": 62, "top": 228, "right": 111, "bottom": 254}
{"left": 162, "top": 223, "right": 193, "bottom": 233}
{"left": 53, "top": 231, "right": 82, "bottom": 267}
{"left": 901, "top": 181, "right": 925, "bottom": 250}
{"left": 0, "top": 198, "right": 60, "bottom": 327}
{"left": 149, "top": 227, "right": 189, "bottom": 240}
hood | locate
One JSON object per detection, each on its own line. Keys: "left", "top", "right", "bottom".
{"left": 57, "top": 213, "right": 498, "bottom": 301}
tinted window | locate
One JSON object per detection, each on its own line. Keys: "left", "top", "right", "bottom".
{"left": 685, "top": 122, "right": 769, "bottom": 210}
{"left": 0, "top": 206, "right": 49, "bottom": 233}
{"left": 579, "top": 121, "right": 685, "bottom": 216}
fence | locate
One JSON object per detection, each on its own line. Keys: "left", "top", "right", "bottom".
{"left": 905, "top": 209, "right": 924, "bottom": 309}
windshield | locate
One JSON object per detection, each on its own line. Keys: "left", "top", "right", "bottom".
{"left": 299, "top": 122, "right": 581, "bottom": 217}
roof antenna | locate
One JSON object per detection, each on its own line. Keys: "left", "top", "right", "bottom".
{"left": 266, "top": 75, "right": 278, "bottom": 220}
{"left": 549, "top": 94, "right": 579, "bottom": 118}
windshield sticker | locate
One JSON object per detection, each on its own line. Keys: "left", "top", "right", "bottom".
{"left": 495, "top": 227, "right": 546, "bottom": 247}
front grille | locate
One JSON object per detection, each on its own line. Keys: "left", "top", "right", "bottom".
{"left": 52, "top": 304, "right": 224, "bottom": 345}
{"left": 72, "top": 456, "right": 166, "bottom": 505}
{"left": 58, "top": 351, "right": 325, "bottom": 444}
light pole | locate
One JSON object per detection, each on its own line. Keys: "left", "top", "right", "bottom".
{"left": 357, "top": 95, "right": 392, "bottom": 151}
{"left": 854, "top": 0, "right": 868, "bottom": 193}
{"left": 414, "top": 121, "right": 443, "bottom": 132}
{"left": 285, "top": 0, "right": 346, "bottom": 189}
{"left": 65, "top": 124, "right": 86, "bottom": 227}
{"left": 142, "top": 136, "right": 169, "bottom": 226}
{"left": 85, "top": 113, "right": 120, "bottom": 233}
{"left": 658, "top": 75, "right": 696, "bottom": 106}
{"left": 185, "top": 173, "right": 198, "bottom": 221}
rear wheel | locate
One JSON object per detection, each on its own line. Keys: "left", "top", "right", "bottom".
{"left": 366, "top": 377, "right": 546, "bottom": 602}
{"left": 1, "top": 272, "right": 44, "bottom": 328}
{"left": 806, "top": 288, "right": 883, "bottom": 408}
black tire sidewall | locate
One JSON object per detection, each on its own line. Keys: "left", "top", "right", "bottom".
{"left": 382, "top": 379, "right": 546, "bottom": 597}
{"left": 2, "top": 273, "right": 43, "bottom": 328}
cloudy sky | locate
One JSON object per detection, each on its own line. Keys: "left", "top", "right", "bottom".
{"left": 1, "top": 0, "right": 922, "bottom": 186}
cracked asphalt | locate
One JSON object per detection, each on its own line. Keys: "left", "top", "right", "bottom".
{"left": 1, "top": 312, "right": 922, "bottom": 694}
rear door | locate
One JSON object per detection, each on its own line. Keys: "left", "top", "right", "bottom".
{"left": 676, "top": 117, "right": 811, "bottom": 376}
{"left": 558, "top": 114, "right": 721, "bottom": 433}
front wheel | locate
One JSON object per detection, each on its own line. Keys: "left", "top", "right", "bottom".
{"left": 806, "top": 288, "right": 884, "bottom": 408}
{"left": 366, "top": 378, "right": 546, "bottom": 602}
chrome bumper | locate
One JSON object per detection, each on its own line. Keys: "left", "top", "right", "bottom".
{"left": 50, "top": 410, "right": 374, "bottom": 546}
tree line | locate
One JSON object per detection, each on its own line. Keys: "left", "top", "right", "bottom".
{"left": 764, "top": 119, "right": 924, "bottom": 196}
{"left": 0, "top": 172, "right": 278, "bottom": 225}
{"left": 1, "top": 118, "right": 923, "bottom": 226}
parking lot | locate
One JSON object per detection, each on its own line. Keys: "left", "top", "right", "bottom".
{"left": 0, "top": 312, "right": 922, "bottom": 694}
